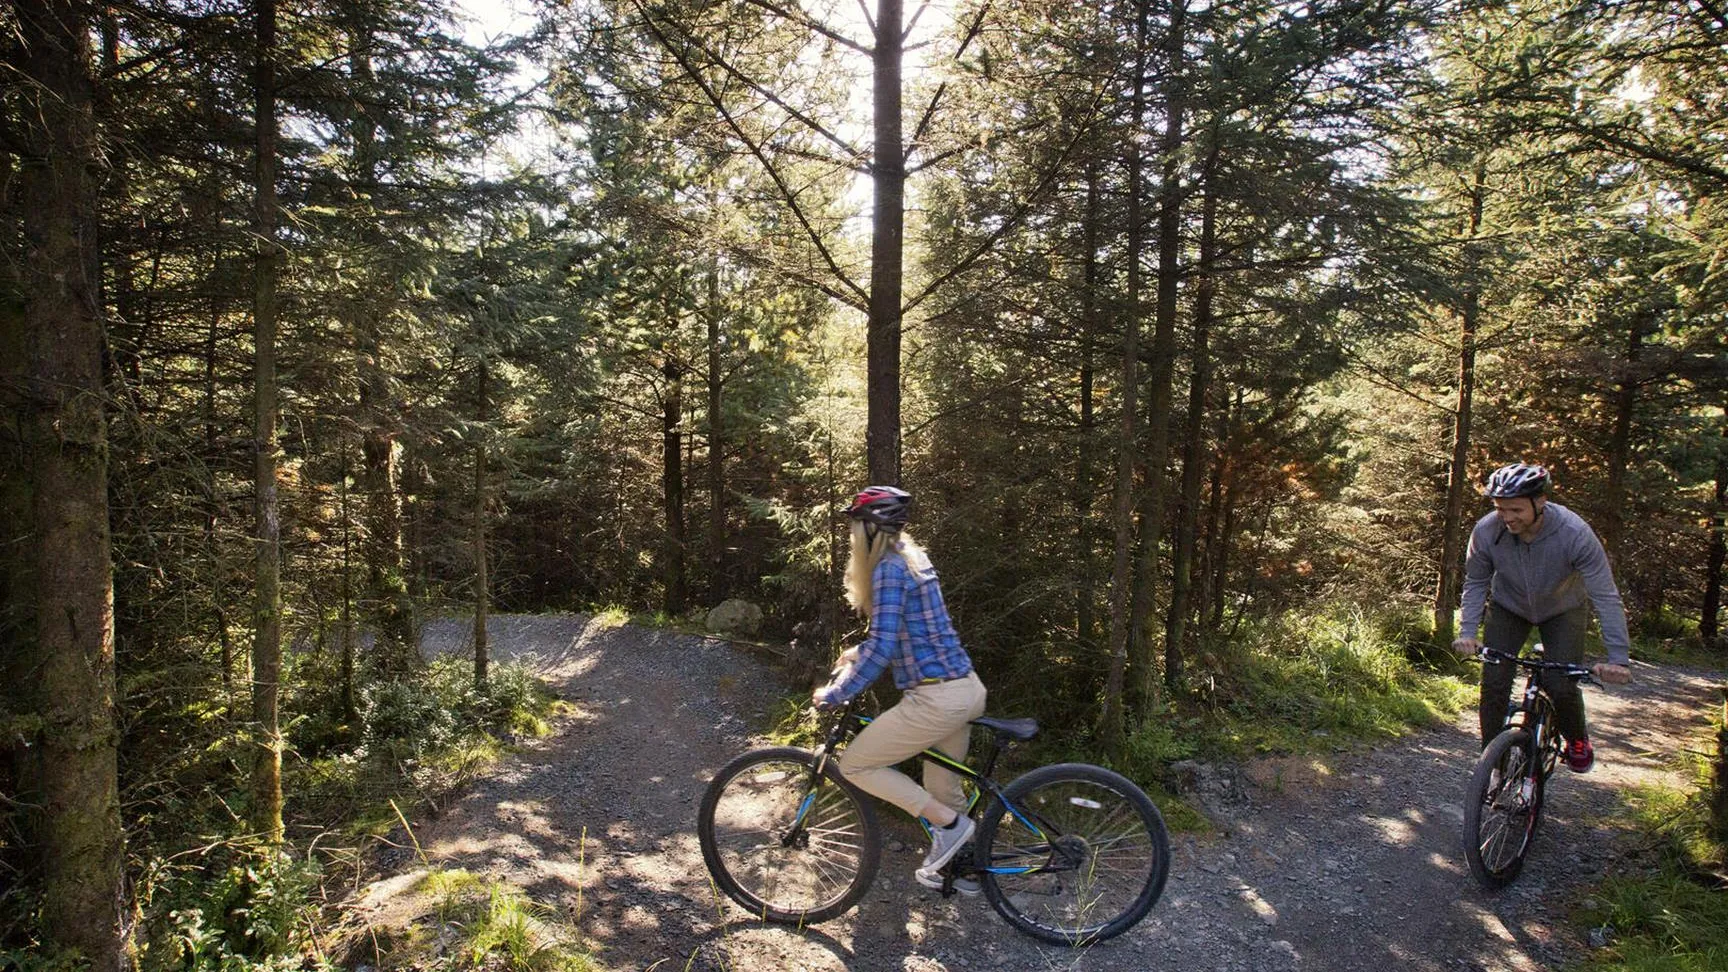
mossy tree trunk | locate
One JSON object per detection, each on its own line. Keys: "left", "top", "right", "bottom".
{"left": 349, "top": 24, "right": 416, "bottom": 677}
{"left": 1703, "top": 438, "right": 1725, "bottom": 647}
{"left": 1102, "top": 0, "right": 1152, "bottom": 760}
{"left": 11, "top": 1, "right": 129, "bottom": 964}
{"left": 250, "top": 0, "right": 284, "bottom": 846}
{"left": 1074, "top": 161, "right": 1102, "bottom": 652}
{"left": 1165, "top": 139, "right": 1216, "bottom": 667}
{"left": 473, "top": 360, "right": 489, "bottom": 692}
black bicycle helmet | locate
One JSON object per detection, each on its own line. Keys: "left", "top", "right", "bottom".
{"left": 845, "top": 485, "right": 911, "bottom": 529}
{"left": 1484, "top": 463, "right": 1551, "bottom": 499}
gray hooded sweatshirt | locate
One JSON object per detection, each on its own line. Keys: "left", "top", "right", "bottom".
{"left": 1459, "top": 502, "right": 1630, "bottom": 665}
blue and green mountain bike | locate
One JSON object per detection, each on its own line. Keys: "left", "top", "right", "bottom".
{"left": 696, "top": 699, "right": 1170, "bottom": 946}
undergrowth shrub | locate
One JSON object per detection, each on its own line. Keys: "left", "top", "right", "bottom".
{"left": 1576, "top": 719, "right": 1728, "bottom": 972}
{"left": 135, "top": 845, "right": 327, "bottom": 972}
{"left": 360, "top": 657, "right": 557, "bottom": 764}
{"left": 1183, "top": 603, "right": 1474, "bottom": 758}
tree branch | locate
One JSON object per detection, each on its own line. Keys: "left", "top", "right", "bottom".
{"left": 634, "top": 1, "right": 869, "bottom": 310}
{"left": 739, "top": 0, "right": 872, "bottom": 55}
{"left": 903, "top": 83, "right": 1108, "bottom": 316}
{"left": 673, "top": 23, "right": 868, "bottom": 165}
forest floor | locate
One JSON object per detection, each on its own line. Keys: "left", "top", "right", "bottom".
{"left": 346, "top": 612, "right": 1723, "bottom": 972}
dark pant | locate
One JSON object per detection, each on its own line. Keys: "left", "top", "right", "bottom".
{"left": 1479, "top": 601, "right": 1589, "bottom": 747}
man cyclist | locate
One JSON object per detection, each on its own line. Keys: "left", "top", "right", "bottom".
{"left": 1452, "top": 462, "right": 1633, "bottom": 772}
{"left": 812, "top": 486, "right": 988, "bottom": 894}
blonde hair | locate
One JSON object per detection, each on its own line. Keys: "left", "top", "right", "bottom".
{"left": 844, "top": 522, "right": 930, "bottom": 617}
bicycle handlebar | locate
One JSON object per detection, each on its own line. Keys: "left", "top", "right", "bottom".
{"left": 1477, "top": 648, "right": 1598, "bottom": 685}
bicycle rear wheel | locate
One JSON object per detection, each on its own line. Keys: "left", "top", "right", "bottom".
{"left": 976, "top": 762, "right": 1169, "bottom": 945}
{"left": 1463, "top": 728, "right": 1539, "bottom": 889}
{"left": 697, "top": 746, "right": 880, "bottom": 924}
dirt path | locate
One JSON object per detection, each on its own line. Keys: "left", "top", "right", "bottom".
{"left": 354, "top": 614, "right": 1722, "bottom": 972}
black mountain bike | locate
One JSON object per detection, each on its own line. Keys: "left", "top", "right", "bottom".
{"left": 696, "top": 700, "right": 1171, "bottom": 945}
{"left": 1463, "top": 646, "right": 1597, "bottom": 889}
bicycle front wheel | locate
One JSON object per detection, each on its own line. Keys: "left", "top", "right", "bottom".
{"left": 1463, "top": 728, "right": 1539, "bottom": 889}
{"left": 976, "top": 762, "right": 1170, "bottom": 946}
{"left": 697, "top": 746, "right": 880, "bottom": 924}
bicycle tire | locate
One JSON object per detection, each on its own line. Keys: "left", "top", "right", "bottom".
{"left": 697, "top": 746, "right": 880, "bottom": 924}
{"left": 976, "top": 762, "right": 1170, "bottom": 945}
{"left": 1463, "top": 728, "right": 1539, "bottom": 889}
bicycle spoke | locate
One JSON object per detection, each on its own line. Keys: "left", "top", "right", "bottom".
{"left": 700, "top": 749, "right": 880, "bottom": 924}
{"left": 980, "top": 766, "right": 1169, "bottom": 945}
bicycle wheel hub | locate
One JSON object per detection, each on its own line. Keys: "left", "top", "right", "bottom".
{"left": 1050, "top": 834, "right": 1089, "bottom": 869}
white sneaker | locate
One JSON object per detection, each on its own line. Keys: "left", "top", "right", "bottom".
{"left": 915, "top": 866, "right": 981, "bottom": 896}
{"left": 921, "top": 815, "right": 975, "bottom": 873}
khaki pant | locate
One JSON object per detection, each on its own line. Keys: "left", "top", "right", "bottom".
{"left": 837, "top": 672, "right": 987, "bottom": 819}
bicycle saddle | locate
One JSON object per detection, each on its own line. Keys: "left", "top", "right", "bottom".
{"left": 973, "top": 716, "right": 1039, "bottom": 740}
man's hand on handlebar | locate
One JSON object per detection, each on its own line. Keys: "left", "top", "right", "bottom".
{"left": 1592, "top": 662, "right": 1632, "bottom": 685}
{"left": 1452, "top": 637, "right": 1482, "bottom": 657}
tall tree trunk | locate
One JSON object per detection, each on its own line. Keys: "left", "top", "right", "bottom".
{"left": 1196, "top": 386, "right": 1228, "bottom": 630}
{"left": 1208, "top": 388, "right": 1244, "bottom": 630}
{"left": 204, "top": 306, "right": 231, "bottom": 689}
{"left": 349, "top": 29, "right": 415, "bottom": 676}
{"left": 12, "top": 1, "right": 128, "bottom": 963}
{"left": 707, "top": 266, "right": 727, "bottom": 600}
{"left": 250, "top": 0, "right": 284, "bottom": 846}
{"left": 1102, "top": 0, "right": 1152, "bottom": 758}
{"left": 1075, "top": 161, "right": 1102, "bottom": 650}
{"left": 1703, "top": 436, "right": 1726, "bottom": 647}
{"left": 340, "top": 453, "right": 356, "bottom": 721}
{"left": 867, "top": 0, "right": 905, "bottom": 485}
{"left": 663, "top": 344, "right": 687, "bottom": 615}
{"left": 473, "top": 360, "right": 490, "bottom": 691}
{"left": 1434, "top": 160, "right": 1486, "bottom": 645}
{"left": 1165, "top": 143, "right": 1216, "bottom": 667}
{"left": 1602, "top": 318, "right": 1646, "bottom": 567}
{"left": 1132, "top": 0, "right": 1188, "bottom": 697}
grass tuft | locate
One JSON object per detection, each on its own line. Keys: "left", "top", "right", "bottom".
{"left": 1571, "top": 710, "right": 1728, "bottom": 971}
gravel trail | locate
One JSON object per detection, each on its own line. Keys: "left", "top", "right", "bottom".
{"left": 354, "top": 613, "right": 1721, "bottom": 972}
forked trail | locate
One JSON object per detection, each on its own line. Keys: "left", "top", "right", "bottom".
{"left": 351, "top": 614, "right": 1720, "bottom": 972}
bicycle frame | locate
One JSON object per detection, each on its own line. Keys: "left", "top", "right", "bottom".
{"left": 792, "top": 704, "right": 1076, "bottom": 878}
{"left": 1484, "top": 647, "right": 1594, "bottom": 777}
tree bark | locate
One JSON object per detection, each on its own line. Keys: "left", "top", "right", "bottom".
{"left": 1102, "top": 0, "right": 1152, "bottom": 758}
{"left": 662, "top": 342, "right": 687, "bottom": 615}
{"left": 867, "top": 0, "right": 905, "bottom": 485}
{"left": 1701, "top": 432, "right": 1726, "bottom": 647}
{"left": 1132, "top": 0, "right": 1187, "bottom": 697}
{"left": 1165, "top": 142, "right": 1216, "bottom": 668}
{"left": 707, "top": 266, "right": 727, "bottom": 600}
{"left": 205, "top": 306, "right": 230, "bottom": 688}
{"left": 1075, "top": 161, "right": 1102, "bottom": 650}
{"left": 473, "top": 360, "right": 490, "bottom": 691}
{"left": 1602, "top": 317, "right": 1646, "bottom": 567}
{"left": 1433, "top": 160, "right": 1486, "bottom": 646}
{"left": 340, "top": 454, "right": 356, "bottom": 721}
{"left": 349, "top": 26, "right": 415, "bottom": 676}
{"left": 250, "top": 0, "right": 284, "bottom": 846}
{"left": 12, "top": 0, "right": 129, "bottom": 963}
{"left": 1208, "top": 388, "right": 1244, "bottom": 630}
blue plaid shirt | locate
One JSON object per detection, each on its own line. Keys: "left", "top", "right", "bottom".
{"left": 819, "top": 547, "right": 972, "bottom": 705}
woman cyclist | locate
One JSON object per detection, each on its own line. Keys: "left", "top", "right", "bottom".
{"left": 812, "top": 486, "right": 988, "bottom": 893}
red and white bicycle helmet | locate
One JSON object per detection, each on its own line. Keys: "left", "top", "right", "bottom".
{"left": 845, "top": 486, "right": 911, "bottom": 529}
